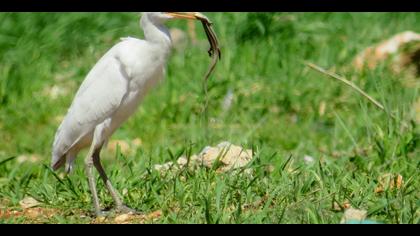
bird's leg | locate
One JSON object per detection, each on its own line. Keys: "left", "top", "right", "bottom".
{"left": 92, "top": 146, "right": 138, "bottom": 214}
{"left": 84, "top": 146, "right": 104, "bottom": 217}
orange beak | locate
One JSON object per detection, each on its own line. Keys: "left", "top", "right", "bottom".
{"left": 165, "top": 12, "right": 202, "bottom": 20}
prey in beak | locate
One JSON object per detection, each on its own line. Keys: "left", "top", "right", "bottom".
{"left": 166, "top": 12, "right": 220, "bottom": 58}
{"left": 166, "top": 12, "right": 221, "bottom": 85}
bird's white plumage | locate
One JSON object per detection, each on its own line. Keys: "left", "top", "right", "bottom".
{"left": 52, "top": 13, "right": 173, "bottom": 172}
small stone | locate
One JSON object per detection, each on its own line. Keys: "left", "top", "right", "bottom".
{"left": 340, "top": 208, "right": 367, "bottom": 223}
{"left": 177, "top": 157, "right": 188, "bottom": 166}
{"left": 154, "top": 142, "right": 253, "bottom": 175}
{"left": 19, "top": 197, "right": 40, "bottom": 209}
{"left": 114, "top": 213, "right": 132, "bottom": 223}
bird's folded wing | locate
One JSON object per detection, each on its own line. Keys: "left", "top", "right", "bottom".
{"left": 71, "top": 55, "right": 129, "bottom": 124}
{"left": 53, "top": 54, "right": 129, "bottom": 158}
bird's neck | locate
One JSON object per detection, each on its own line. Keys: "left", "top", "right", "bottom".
{"left": 141, "top": 16, "right": 172, "bottom": 52}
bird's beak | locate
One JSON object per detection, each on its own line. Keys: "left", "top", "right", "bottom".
{"left": 165, "top": 12, "right": 202, "bottom": 20}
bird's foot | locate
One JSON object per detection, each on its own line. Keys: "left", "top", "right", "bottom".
{"left": 115, "top": 204, "right": 141, "bottom": 215}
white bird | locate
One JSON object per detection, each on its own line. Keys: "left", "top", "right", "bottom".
{"left": 51, "top": 12, "right": 207, "bottom": 216}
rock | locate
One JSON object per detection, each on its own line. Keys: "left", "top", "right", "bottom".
{"left": 114, "top": 213, "right": 133, "bottom": 224}
{"left": 19, "top": 197, "right": 40, "bottom": 209}
{"left": 340, "top": 207, "right": 367, "bottom": 223}
{"left": 199, "top": 142, "right": 253, "bottom": 173}
{"left": 154, "top": 154, "right": 199, "bottom": 173}
{"left": 177, "top": 156, "right": 188, "bottom": 166}
{"left": 154, "top": 142, "right": 253, "bottom": 175}
{"left": 154, "top": 161, "right": 174, "bottom": 172}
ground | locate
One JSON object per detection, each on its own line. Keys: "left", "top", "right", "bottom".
{"left": 0, "top": 12, "right": 419, "bottom": 224}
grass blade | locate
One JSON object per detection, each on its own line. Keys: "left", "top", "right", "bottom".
{"left": 0, "top": 156, "right": 16, "bottom": 166}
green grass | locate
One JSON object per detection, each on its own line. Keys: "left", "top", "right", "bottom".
{"left": 0, "top": 12, "right": 419, "bottom": 224}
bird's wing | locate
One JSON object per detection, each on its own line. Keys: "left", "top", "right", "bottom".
{"left": 74, "top": 37, "right": 145, "bottom": 99}
{"left": 52, "top": 41, "right": 140, "bottom": 165}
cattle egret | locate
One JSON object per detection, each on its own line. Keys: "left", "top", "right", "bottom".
{"left": 51, "top": 12, "right": 215, "bottom": 216}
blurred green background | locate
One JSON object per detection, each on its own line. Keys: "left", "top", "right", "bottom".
{"left": 0, "top": 13, "right": 418, "bottom": 223}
